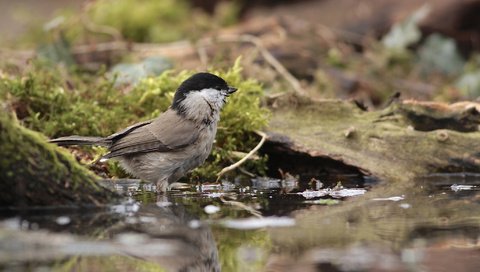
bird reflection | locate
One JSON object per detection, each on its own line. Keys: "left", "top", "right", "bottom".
{"left": 117, "top": 196, "right": 221, "bottom": 272}
{"left": 9, "top": 194, "right": 221, "bottom": 272}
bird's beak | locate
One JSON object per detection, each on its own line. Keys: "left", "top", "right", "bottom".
{"left": 227, "top": 87, "right": 237, "bottom": 95}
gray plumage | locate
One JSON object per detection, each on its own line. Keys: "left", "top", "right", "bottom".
{"left": 49, "top": 73, "right": 237, "bottom": 192}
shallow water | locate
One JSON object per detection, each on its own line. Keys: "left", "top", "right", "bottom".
{"left": 1, "top": 174, "right": 480, "bottom": 272}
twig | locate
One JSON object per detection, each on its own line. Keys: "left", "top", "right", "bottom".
{"left": 198, "top": 34, "right": 308, "bottom": 97}
{"left": 216, "top": 130, "right": 267, "bottom": 182}
{"left": 228, "top": 156, "right": 256, "bottom": 177}
{"left": 237, "top": 166, "right": 256, "bottom": 177}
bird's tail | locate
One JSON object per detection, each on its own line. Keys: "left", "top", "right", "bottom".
{"left": 49, "top": 136, "right": 108, "bottom": 147}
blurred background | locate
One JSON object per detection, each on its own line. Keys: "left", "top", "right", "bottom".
{"left": 1, "top": 0, "right": 480, "bottom": 106}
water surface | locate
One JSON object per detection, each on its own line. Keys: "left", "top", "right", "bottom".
{"left": 1, "top": 174, "right": 480, "bottom": 271}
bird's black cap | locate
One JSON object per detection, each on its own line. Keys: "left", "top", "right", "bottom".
{"left": 172, "top": 72, "right": 230, "bottom": 110}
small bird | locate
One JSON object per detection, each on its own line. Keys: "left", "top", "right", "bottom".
{"left": 50, "top": 72, "right": 237, "bottom": 192}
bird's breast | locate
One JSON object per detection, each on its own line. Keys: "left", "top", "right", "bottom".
{"left": 197, "top": 124, "right": 217, "bottom": 154}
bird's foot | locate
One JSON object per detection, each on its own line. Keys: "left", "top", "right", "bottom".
{"left": 168, "top": 182, "right": 191, "bottom": 190}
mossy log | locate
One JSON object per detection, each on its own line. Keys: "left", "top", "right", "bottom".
{"left": 263, "top": 96, "right": 480, "bottom": 184}
{"left": 0, "top": 112, "right": 118, "bottom": 207}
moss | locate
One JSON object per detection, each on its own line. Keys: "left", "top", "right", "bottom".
{"left": 0, "top": 58, "right": 269, "bottom": 181}
{"left": 0, "top": 61, "right": 127, "bottom": 137}
{"left": 0, "top": 111, "right": 117, "bottom": 206}
{"left": 268, "top": 97, "right": 480, "bottom": 183}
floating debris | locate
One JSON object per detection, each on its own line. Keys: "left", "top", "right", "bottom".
{"left": 329, "top": 188, "right": 367, "bottom": 198}
{"left": 197, "top": 183, "right": 223, "bottom": 192}
{"left": 251, "top": 177, "right": 282, "bottom": 190}
{"left": 205, "top": 192, "right": 227, "bottom": 198}
{"left": 298, "top": 190, "right": 329, "bottom": 199}
{"left": 221, "top": 181, "right": 236, "bottom": 191}
{"left": 450, "top": 184, "right": 475, "bottom": 192}
{"left": 298, "top": 188, "right": 367, "bottom": 199}
{"left": 372, "top": 196, "right": 405, "bottom": 202}
{"left": 221, "top": 217, "right": 295, "bottom": 230}
{"left": 304, "top": 199, "right": 340, "bottom": 205}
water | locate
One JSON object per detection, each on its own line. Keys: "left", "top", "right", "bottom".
{"left": 1, "top": 174, "right": 480, "bottom": 271}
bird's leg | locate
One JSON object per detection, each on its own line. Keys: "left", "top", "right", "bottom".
{"left": 156, "top": 178, "right": 169, "bottom": 194}
{"left": 169, "top": 182, "right": 190, "bottom": 190}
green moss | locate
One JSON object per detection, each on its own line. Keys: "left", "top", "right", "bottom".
{"left": 0, "top": 59, "right": 269, "bottom": 181}
{"left": 0, "top": 111, "right": 116, "bottom": 206}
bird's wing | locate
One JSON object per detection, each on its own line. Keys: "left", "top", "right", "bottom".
{"left": 105, "top": 119, "right": 153, "bottom": 141}
{"left": 104, "top": 109, "right": 200, "bottom": 158}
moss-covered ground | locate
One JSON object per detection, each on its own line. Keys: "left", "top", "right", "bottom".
{"left": 0, "top": 58, "right": 270, "bottom": 182}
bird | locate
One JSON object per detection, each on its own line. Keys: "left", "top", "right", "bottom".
{"left": 50, "top": 72, "right": 237, "bottom": 192}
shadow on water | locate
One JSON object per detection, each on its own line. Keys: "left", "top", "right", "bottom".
{"left": 1, "top": 173, "right": 480, "bottom": 271}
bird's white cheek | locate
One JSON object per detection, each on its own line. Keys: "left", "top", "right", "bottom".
{"left": 180, "top": 89, "right": 226, "bottom": 122}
